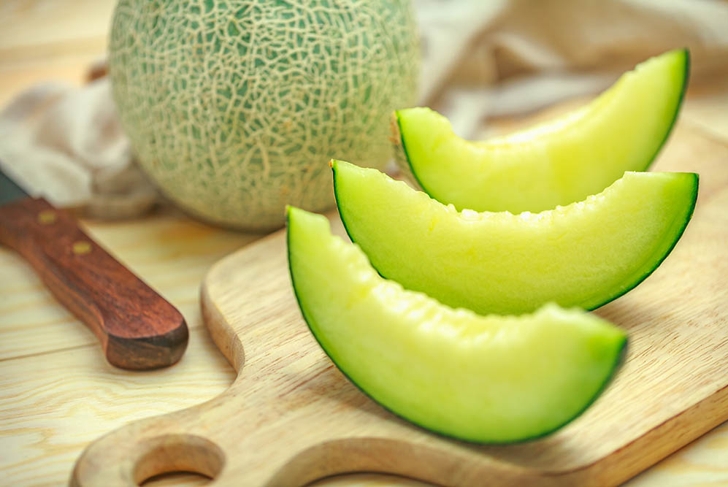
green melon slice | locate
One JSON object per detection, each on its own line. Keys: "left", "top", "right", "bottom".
{"left": 394, "top": 49, "right": 689, "bottom": 213}
{"left": 287, "top": 206, "right": 627, "bottom": 443}
{"left": 333, "top": 160, "right": 698, "bottom": 315}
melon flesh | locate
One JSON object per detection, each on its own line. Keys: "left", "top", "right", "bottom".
{"left": 333, "top": 160, "right": 698, "bottom": 315}
{"left": 109, "top": 0, "right": 419, "bottom": 231}
{"left": 395, "top": 49, "right": 689, "bottom": 213}
{"left": 287, "top": 207, "right": 627, "bottom": 443}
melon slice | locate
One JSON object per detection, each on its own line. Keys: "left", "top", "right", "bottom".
{"left": 287, "top": 206, "right": 627, "bottom": 443}
{"left": 332, "top": 160, "right": 698, "bottom": 315}
{"left": 393, "top": 49, "right": 689, "bottom": 213}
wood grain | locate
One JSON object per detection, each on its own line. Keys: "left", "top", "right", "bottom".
{"left": 0, "top": 208, "right": 258, "bottom": 487}
{"left": 70, "top": 123, "right": 728, "bottom": 486}
{"left": 0, "top": 0, "right": 114, "bottom": 107}
{"left": 1, "top": 1, "right": 728, "bottom": 485}
{"left": 0, "top": 326, "right": 235, "bottom": 485}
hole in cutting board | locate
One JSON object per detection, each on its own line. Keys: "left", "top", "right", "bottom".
{"left": 141, "top": 471, "right": 213, "bottom": 486}
{"left": 134, "top": 434, "right": 225, "bottom": 486}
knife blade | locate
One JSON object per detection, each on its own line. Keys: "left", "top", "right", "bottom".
{"left": 0, "top": 166, "right": 188, "bottom": 370}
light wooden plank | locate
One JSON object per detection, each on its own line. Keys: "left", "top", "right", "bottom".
{"left": 0, "top": 0, "right": 115, "bottom": 55}
{"left": 683, "top": 84, "right": 728, "bottom": 146}
{"left": 628, "top": 421, "right": 728, "bottom": 486}
{"left": 0, "top": 0, "right": 115, "bottom": 107}
{"left": 0, "top": 326, "right": 236, "bottom": 487}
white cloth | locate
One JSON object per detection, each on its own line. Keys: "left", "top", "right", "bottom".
{"left": 0, "top": 78, "right": 156, "bottom": 218}
{"left": 1, "top": 0, "right": 726, "bottom": 219}
{"left": 415, "top": 0, "right": 728, "bottom": 136}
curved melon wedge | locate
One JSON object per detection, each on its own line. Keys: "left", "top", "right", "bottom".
{"left": 287, "top": 206, "right": 627, "bottom": 444}
{"left": 394, "top": 49, "right": 689, "bottom": 213}
{"left": 333, "top": 160, "right": 698, "bottom": 315}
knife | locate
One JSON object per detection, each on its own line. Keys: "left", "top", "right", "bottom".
{"left": 0, "top": 167, "right": 188, "bottom": 370}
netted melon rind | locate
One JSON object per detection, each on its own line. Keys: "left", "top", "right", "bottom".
{"left": 109, "top": 0, "right": 420, "bottom": 231}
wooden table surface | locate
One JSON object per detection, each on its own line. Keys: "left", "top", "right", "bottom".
{"left": 1, "top": 1, "right": 727, "bottom": 486}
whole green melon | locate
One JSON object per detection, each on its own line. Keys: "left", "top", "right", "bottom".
{"left": 109, "top": 0, "right": 419, "bottom": 231}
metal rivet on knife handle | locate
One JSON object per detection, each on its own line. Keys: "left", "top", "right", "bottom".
{"left": 72, "top": 241, "right": 92, "bottom": 255}
{"left": 38, "top": 210, "right": 57, "bottom": 225}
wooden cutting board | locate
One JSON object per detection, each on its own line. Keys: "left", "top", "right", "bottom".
{"left": 71, "top": 124, "right": 728, "bottom": 487}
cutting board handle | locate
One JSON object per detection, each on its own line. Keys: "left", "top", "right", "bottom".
{"left": 69, "top": 395, "right": 535, "bottom": 487}
{"left": 70, "top": 274, "right": 537, "bottom": 487}
{"left": 70, "top": 404, "right": 225, "bottom": 486}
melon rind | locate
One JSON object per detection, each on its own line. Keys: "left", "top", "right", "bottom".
{"left": 109, "top": 0, "right": 420, "bottom": 231}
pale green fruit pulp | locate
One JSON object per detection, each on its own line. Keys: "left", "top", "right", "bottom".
{"left": 395, "top": 49, "right": 689, "bottom": 213}
{"left": 333, "top": 160, "right": 698, "bottom": 315}
{"left": 287, "top": 207, "right": 627, "bottom": 443}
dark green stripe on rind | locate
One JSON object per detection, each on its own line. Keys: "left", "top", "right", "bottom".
{"left": 394, "top": 109, "right": 429, "bottom": 194}
{"left": 581, "top": 172, "right": 699, "bottom": 311}
{"left": 332, "top": 162, "right": 389, "bottom": 281}
{"left": 642, "top": 48, "right": 691, "bottom": 172}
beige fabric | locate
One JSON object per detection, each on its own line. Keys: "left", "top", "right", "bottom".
{"left": 1, "top": 0, "right": 726, "bottom": 219}
{"left": 417, "top": 0, "right": 728, "bottom": 136}
{"left": 0, "top": 78, "right": 157, "bottom": 218}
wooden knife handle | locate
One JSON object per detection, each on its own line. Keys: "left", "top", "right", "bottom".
{"left": 0, "top": 198, "right": 188, "bottom": 370}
